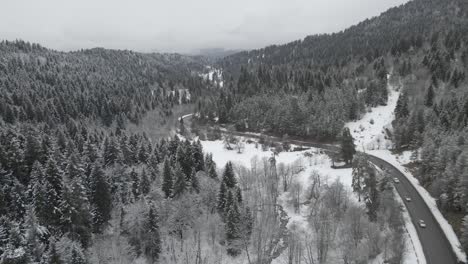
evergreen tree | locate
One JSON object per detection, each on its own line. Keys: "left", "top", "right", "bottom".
{"left": 45, "top": 155, "right": 63, "bottom": 198}
{"left": 138, "top": 143, "right": 149, "bottom": 164}
{"left": 192, "top": 140, "right": 205, "bottom": 172}
{"left": 217, "top": 182, "right": 227, "bottom": 213}
{"left": 89, "top": 163, "right": 112, "bottom": 233}
{"left": 140, "top": 169, "right": 151, "bottom": 195}
{"left": 424, "top": 85, "right": 435, "bottom": 107}
{"left": 130, "top": 169, "right": 140, "bottom": 200}
{"left": 46, "top": 241, "right": 62, "bottom": 264}
{"left": 103, "top": 137, "right": 121, "bottom": 166}
{"left": 208, "top": 163, "right": 218, "bottom": 179}
{"left": 365, "top": 166, "right": 380, "bottom": 221}
{"left": 340, "top": 128, "right": 356, "bottom": 165}
{"left": 235, "top": 186, "right": 243, "bottom": 204}
{"left": 172, "top": 164, "right": 187, "bottom": 198}
{"left": 70, "top": 247, "right": 87, "bottom": 264}
{"left": 222, "top": 162, "right": 237, "bottom": 188}
{"left": 225, "top": 201, "right": 241, "bottom": 256}
{"left": 143, "top": 206, "right": 161, "bottom": 261}
{"left": 395, "top": 92, "right": 409, "bottom": 119}
{"left": 190, "top": 168, "right": 199, "bottom": 193}
{"left": 162, "top": 158, "right": 173, "bottom": 198}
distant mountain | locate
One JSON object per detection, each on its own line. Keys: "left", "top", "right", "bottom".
{"left": 196, "top": 48, "right": 244, "bottom": 59}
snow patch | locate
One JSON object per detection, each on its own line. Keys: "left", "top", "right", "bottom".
{"left": 345, "top": 80, "right": 400, "bottom": 152}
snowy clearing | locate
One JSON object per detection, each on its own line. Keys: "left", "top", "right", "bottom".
{"left": 345, "top": 78, "right": 400, "bottom": 152}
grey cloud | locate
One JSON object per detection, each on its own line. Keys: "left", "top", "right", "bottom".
{"left": 0, "top": 0, "right": 410, "bottom": 53}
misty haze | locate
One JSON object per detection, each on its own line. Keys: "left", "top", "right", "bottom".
{"left": 0, "top": 0, "right": 467, "bottom": 264}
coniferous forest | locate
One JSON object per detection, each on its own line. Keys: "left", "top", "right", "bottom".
{"left": 2, "top": 0, "right": 468, "bottom": 263}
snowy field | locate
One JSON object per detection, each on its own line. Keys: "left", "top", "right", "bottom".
{"left": 345, "top": 77, "right": 400, "bottom": 152}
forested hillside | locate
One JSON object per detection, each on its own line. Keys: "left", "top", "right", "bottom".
{"left": 0, "top": 40, "right": 209, "bottom": 127}
{"left": 0, "top": 40, "right": 230, "bottom": 262}
{"left": 197, "top": 0, "right": 468, "bottom": 140}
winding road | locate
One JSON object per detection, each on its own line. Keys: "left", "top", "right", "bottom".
{"left": 182, "top": 114, "right": 461, "bottom": 263}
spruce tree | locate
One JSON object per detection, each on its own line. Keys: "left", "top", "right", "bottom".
{"left": 217, "top": 182, "right": 227, "bottom": 213}
{"left": 395, "top": 92, "right": 409, "bottom": 119}
{"left": 44, "top": 155, "right": 63, "bottom": 198}
{"left": 190, "top": 168, "right": 199, "bottom": 193}
{"left": 424, "top": 85, "right": 434, "bottom": 107}
{"left": 192, "top": 140, "right": 205, "bottom": 172}
{"left": 340, "top": 128, "right": 356, "bottom": 165}
{"left": 143, "top": 206, "right": 161, "bottom": 261}
{"left": 130, "top": 169, "right": 140, "bottom": 200}
{"left": 103, "top": 137, "right": 121, "bottom": 165}
{"left": 222, "top": 162, "right": 237, "bottom": 188}
{"left": 225, "top": 201, "right": 241, "bottom": 256}
{"left": 172, "top": 164, "right": 187, "bottom": 198}
{"left": 46, "top": 242, "right": 63, "bottom": 264}
{"left": 162, "top": 158, "right": 173, "bottom": 198}
{"left": 140, "top": 169, "right": 151, "bottom": 195}
{"left": 89, "top": 162, "right": 112, "bottom": 233}
{"left": 208, "top": 164, "right": 218, "bottom": 179}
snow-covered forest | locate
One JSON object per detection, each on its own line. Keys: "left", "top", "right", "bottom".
{"left": 2, "top": 0, "right": 468, "bottom": 263}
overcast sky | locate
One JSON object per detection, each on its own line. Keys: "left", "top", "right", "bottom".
{"left": 0, "top": 0, "right": 409, "bottom": 54}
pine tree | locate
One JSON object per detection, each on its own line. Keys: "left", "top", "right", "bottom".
{"left": 71, "top": 247, "right": 87, "bottom": 264}
{"left": 225, "top": 201, "right": 241, "bottom": 256}
{"left": 64, "top": 153, "right": 84, "bottom": 181}
{"left": 365, "top": 166, "right": 379, "bottom": 221}
{"left": 46, "top": 241, "right": 63, "bottom": 264}
{"left": 352, "top": 154, "right": 367, "bottom": 202}
{"left": 143, "top": 206, "right": 161, "bottom": 261}
{"left": 222, "top": 162, "right": 237, "bottom": 188}
{"left": 140, "top": 169, "right": 151, "bottom": 195}
{"left": 138, "top": 143, "right": 149, "bottom": 164}
{"left": 0, "top": 217, "right": 10, "bottom": 256}
{"left": 190, "top": 169, "right": 200, "bottom": 193}
{"left": 395, "top": 92, "right": 409, "bottom": 119}
{"left": 162, "top": 158, "right": 173, "bottom": 198}
{"left": 103, "top": 137, "right": 121, "bottom": 165}
{"left": 208, "top": 163, "right": 218, "bottom": 179}
{"left": 44, "top": 155, "right": 63, "bottom": 197}
{"left": 130, "top": 169, "right": 140, "bottom": 200}
{"left": 424, "top": 85, "right": 435, "bottom": 107}
{"left": 192, "top": 140, "right": 205, "bottom": 172}
{"left": 235, "top": 186, "right": 243, "bottom": 204}
{"left": 89, "top": 162, "right": 112, "bottom": 233}
{"left": 172, "top": 164, "right": 187, "bottom": 198}
{"left": 217, "top": 182, "right": 227, "bottom": 213}
{"left": 340, "top": 128, "right": 356, "bottom": 165}
{"left": 24, "top": 133, "right": 42, "bottom": 171}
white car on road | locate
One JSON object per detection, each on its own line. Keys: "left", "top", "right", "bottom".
{"left": 418, "top": 220, "right": 427, "bottom": 228}
{"left": 393, "top": 177, "right": 400, "bottom": 183}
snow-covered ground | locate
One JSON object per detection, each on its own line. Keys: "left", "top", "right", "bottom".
{"left": 345, "top": 77, "right": 400, "bottom": 152}
{"left": 201, "top": 139, "right": 353, "bottom": 190}
{"left": 199, "top": 66, "right": 224, "bottom": 87}
{"left": 345, "top": 75, "right": 467, "bottom": 263}
{"left": 201, "top": 138, "right": 359, "bottom": 263}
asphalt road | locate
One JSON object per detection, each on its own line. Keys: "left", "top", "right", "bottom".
{"left": 182, "top": 114, "right": 461, "bottom": 263}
